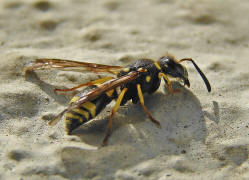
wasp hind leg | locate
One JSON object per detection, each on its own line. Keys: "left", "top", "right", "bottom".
{"left": 137, "top": 84, "right": 161, "bottom": 128}
{"left": 54, "top": 77, "right": 114, "bottom": 93}
{"left": 102, "top": 88, "right": 128, "bottom": 145}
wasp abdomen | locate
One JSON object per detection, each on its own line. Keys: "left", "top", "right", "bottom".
{"left": 65, "top": 86, "right": 118, "bottom": 135}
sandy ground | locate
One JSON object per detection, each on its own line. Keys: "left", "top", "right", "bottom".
{"left": 0, "top": 0, "right": 248, "bottom": 179}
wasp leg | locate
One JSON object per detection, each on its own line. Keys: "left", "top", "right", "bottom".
{"left": 158, "top": 73, "right": 180, "bottom": 94}
{"left": 137, "top": 84, "right": 161, "bottom": 128}
{"left": 102, "top": 88, "right": 128, "bottom": 145}
{"left": 54, "top": 77, "right": 114, "bottom": 93}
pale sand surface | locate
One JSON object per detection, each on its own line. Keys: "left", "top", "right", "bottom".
{"left": 0, "top": 0, "right": 248, "bottom": 179}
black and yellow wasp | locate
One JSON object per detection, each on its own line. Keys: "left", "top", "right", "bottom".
{"left": 25, "top": 54, "right": 211, "bottom": 145}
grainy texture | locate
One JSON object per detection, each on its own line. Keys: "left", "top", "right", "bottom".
{"left": 0, "top": 0, "right": 248, "bottom": 179}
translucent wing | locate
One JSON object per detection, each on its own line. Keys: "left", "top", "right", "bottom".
{"left": 25, "top": 58, "right": 123, "bottom": 75}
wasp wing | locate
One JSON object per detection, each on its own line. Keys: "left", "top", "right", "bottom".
{"left": 25, "top": 58, "right": 123, "bottom": 75}
{"left": 49, "top": 70, "right": 141, "bottom": 126}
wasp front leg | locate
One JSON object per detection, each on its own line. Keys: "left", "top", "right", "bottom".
{"left": 158, "top": 73, "right": 180, "bottom": 94}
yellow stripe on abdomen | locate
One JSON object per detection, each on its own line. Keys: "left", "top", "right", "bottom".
{"left": 73, "top": 108, "right": 89, "bottom": 120}
{"left": 81, "top": 101, "right": 96, "bottom": 118}
{"left": 65, "top": 112, "right": 84, "bottom": 123}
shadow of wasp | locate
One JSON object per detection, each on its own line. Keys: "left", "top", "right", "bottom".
{"left": 25, "top": 54, "right": 211, "bottom": 145}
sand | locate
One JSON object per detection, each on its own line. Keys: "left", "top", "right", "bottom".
{"left": 0, "top": 0, "right": 248, "bottom": 179}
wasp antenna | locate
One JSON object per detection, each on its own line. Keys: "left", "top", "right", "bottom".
{"left": 179, "top": 58, "right": 211, "bottom": 92}
{"left": 48, "top": 109, "right": 67, "bottom": 126}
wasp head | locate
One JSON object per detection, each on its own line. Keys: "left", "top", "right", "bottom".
{"left": 158, "top": 55, "right": 190, "bottom": 87}
{"left": 158, "top": 55, "right": 211, "bottom": 92}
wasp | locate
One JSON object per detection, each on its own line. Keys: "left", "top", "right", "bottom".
{"left": 25, "top": 54, "right": 211, "bottom": 145}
